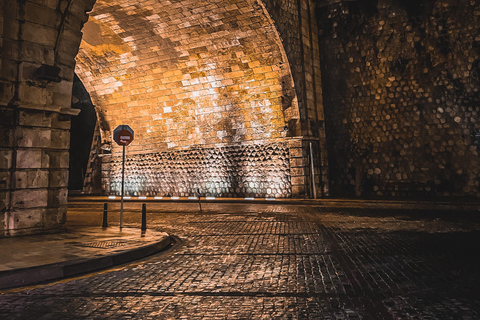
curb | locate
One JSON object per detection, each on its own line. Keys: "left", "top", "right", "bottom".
{"left": 0, "top": 234, "right": 171, "bottom": 290}
{"left": 68, "top": 196, "right": 480, "bottom": 211}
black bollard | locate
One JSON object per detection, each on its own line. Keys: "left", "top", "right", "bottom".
{"left": 141, "top": 203, "right": 147, "bottom": 231}
{"left": 197, "top": 188, "right": 202, "bottom": 211}
{"left": 102, "top": 203, "right": 108, "bottom": 228}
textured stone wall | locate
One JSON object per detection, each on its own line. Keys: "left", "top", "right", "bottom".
{"left": 0, "top": 0, "right": 94, "bottom": 237}
{"left": 76, "top": 0, "right": 299, "bottom": 153}
{"left": 261, "top": 0, "right": 330, "bottom": 195}
{"left": 106, "top": 141, "right": 292, "bottom": 198}
{"left": 75, "top": 0, "right": 315, "bottom": 198}
{"left": 317, "top": 0, "right": 480, "bottom": 197}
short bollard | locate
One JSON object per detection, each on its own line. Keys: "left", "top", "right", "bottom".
{"left": 197, "top": 188, "right": 202, "bottom": 211}
{"left": 141, "top": 203, "right": 147, "bottom": 231}
{"left": 102, "top": 203, "right": 108, "bottom": 228}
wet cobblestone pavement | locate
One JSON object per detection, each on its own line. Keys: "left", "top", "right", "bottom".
{"left": 1, "top": 202, "right": 480, "bottom": 319}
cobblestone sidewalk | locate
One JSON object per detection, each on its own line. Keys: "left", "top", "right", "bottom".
{"left": 0, "top": 202, "right": 479, "bottom": 319}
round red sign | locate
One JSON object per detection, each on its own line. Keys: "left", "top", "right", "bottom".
{"left": 113, "top": 125, "right": 134, "bottom": 146}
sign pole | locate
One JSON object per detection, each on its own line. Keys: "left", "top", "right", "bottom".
{"left": 113, "top": 124, "right": 134, "bottom": 231}
{"left": 120, "top": 145, "right": 125, "bottom": 229}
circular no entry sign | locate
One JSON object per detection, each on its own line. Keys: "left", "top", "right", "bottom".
{"left": 113, "top": 125, "right": 134, "bottom": 146}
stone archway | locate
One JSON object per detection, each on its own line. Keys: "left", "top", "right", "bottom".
{"left": 75, "top": 0, "right": 308, "bottom": 198}
{"left": 0, "top": 0, "right": 326, "bottom": 236}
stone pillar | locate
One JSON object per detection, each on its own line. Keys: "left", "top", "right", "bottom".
{"left": 297, "top": 0, "right": 330, "bottom": 196}
{"left": 0, "top": 0, "right": 90, "bottom": 237}
{"left": 288, "top": 138, "right": 307, "bottom": 197}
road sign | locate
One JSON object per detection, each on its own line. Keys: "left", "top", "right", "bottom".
{"left": 112, "top": 125, "right": 134, "bottom": 229}
{"left": 113, "top": 125, "right": 134, "bottom": 146}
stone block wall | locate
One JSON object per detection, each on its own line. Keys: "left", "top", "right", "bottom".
{"left": 0, "top": 0, "right": 94, "bottom": 237}
{"left": 76, "top": 0, "right": 317, "bottom": 198}
{"left": 76, "top": 0, "right": 299, "bottom": 153}
{"left": 105, "top": 141, "right": 293, "bottom": 198}
{"left": 317, "top": 0, "right": 480, "bottom": 197}
{"left": 261, "top": 0, "right": 330, "bottom": 194}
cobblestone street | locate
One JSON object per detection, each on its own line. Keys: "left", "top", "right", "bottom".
{"left": 1, "top": 202, "right": 480, "bottom": 319}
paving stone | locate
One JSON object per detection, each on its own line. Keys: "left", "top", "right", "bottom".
{"left": 0, "top": 202, "right": 479, "bottom": 319}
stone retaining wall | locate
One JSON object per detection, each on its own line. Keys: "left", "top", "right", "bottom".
{"left": 105, "top": 141, "right": 293, "bottom": 198}
{"left": 317, "top": 0, "right": 480, "bottom": 197}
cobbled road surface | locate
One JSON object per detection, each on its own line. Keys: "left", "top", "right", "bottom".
{"left": 1, "top": 202, "right": 480, "bottom": 319}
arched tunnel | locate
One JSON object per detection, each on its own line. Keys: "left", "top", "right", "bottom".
{"left": 1, "top": 0, "right": 479, "bottom": 236}
{"left": 72, "top": 0, "right": 306, "bottom": 199}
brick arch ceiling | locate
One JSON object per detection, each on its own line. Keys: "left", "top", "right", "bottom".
{"left": 75, "top": 0, "right": 300, "bottom": 155}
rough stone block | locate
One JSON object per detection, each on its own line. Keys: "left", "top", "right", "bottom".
{"left": 288, "top": 139, "right": 303, "bottom": 148}
{"left": 16, "top": 149, "right": 49, "bottom": 169}
{"left": 45, "top": 206, "right": 67, "bottom": 228}
{"left": 15, "top": 127, "right": 51, "bottom": 148}
{"left": 49, "top": 169, "right": 69, "bottom": 188}
{"left": 290, "top": 167, "right": 304, "bottom": 176}
{"left": 14, "top": 170, "right": 49, "bottom": 189}
{"left": 0, "top": 128, "right": 13, "bottom": 148}
{"left": 51, "top": 81, "right": 73, "bottom": 107}
{"left": 0, "top": 172, "right": 10, "bottom": 191}
{"left": 24, "top": 2, "right": 58, "bottom": 28}
{"left": 48, "top": 188, "right": 68, "bottom": 207}
{"left": 289, "top": 147, "right": 304, "bottom": 158}
{"left": 11, "top": 189, "right": 48, "bottom": 209}
{"left": 7, "top": 208, "right": 46, "bottom": 230}
{"left": 0, "top": 149, "right": 12, "bottom": 169}
{"left": 22, "top": 22, "right": 56, "bottom": 47}
{"left": 291, "top": 176, "right": 305, "bottom": 185}
{"left": 292, "top": 185, "right": 305, "bottom": 196}
{"left": 0, "top": 81, "right": 15, "bottom": 104}
{"left": 51, "top": 113, "right": 72, "bottom": 130}
{"left": 46, "top": 151, "right": 69, "bottom": 169}
{"left": 20, "top": 41, "right": 55, "bottom": 65}
{"left": 18, "top": 83, "right": 49, "bottom": 105}
{"left": 2, "top": 18, "right": 19, "bottom": 41}
{"left": 0, "top": 190, "right": 8, "bottom": 213}
{"left": 18, "top": 110, "right": 52, "bottom": 127}
{"left": 289, "top": 157, "right": 304, "bottom": 167}
{"left": 69, "top": 0, "right": 95, "bottom": 20}
{"left": 0, "top": 57, "right": 17, "bottom": 80}
{"left": 50, "top": 129, "right": 70, "bottom": 149}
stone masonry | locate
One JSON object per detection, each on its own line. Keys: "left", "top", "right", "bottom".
{"left": 76, "top": 0, "right": 327, "bottom": 199}
{"left": 106, "top": 141, "right": 292, "bottom": 198}
{"left": 2, "top": 0, "right": 479, "bottom": 236}
{"left": 0, "top": 0, "right": 326, "bottom": 235}
{"left": 317, "top": 0, "right": 480, "bottom": 198}
{"left": 0, "top": 0, "right": 95, "bottom": 236}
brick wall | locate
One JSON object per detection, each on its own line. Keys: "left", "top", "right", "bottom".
{"left": 317, "top": 0, "right": 480, "bottom": 197}
{"left": 76, "top": 0, "right": 309, "bottom": 198}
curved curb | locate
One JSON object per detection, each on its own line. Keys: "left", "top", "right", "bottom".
{"left": 0, "top": 234, "right": 171, "bottom": 290}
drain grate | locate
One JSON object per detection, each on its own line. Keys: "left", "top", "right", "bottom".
{"left": 78, "top": 240, "right": 130, "bottom": 249}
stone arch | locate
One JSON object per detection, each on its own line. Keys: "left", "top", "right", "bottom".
{"left": 0, "top": 0, "right": 321, "bottom": 236}
{"left": 74, "top": 0, "right": 304, "bottom": 198}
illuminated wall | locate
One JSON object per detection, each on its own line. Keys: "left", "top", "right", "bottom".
{"left": 75, "top": 0, "right": 310, "bottom": 197}
{"left": 108, "top": 142, "right": 291, "bottom": 198}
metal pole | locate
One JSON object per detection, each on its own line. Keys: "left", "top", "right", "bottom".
{"left": 102, "top": 202, "right": 108, "bottom": 228}
{"left": 141, "top": 203, "right": 147, "bottom": 231}
{"left": 120, "top": 145, "right": 125, "bottom": 229}
{"left": 310, "top": 142, "right": 317, "bottom": 199}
